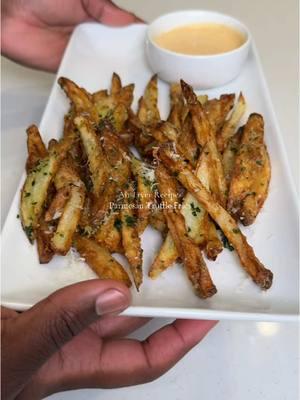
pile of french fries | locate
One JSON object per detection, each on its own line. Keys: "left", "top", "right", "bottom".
{"left": 20, "top": 73, "right": 273, "bottom": 298}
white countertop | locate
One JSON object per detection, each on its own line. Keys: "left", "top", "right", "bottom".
{"left": 1, "top": 1, "right": 299, "bottom": 399}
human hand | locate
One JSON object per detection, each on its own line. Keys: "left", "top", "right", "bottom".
{"left": 2, "top": 279, "right": 217, "bottom": 399}
{"left": 1, "top": 0, "right": 143, "bottom": 72}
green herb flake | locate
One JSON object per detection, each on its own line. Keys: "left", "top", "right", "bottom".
{"left": 220, "top": 230, "right": 234, "bottom": 251}
{"left": 114, "top": 218, "right": 122, "bottom": 231}
{"left": 256, "top": 160, "right": 263, "bottom": 166}
{"left": 16, "top": 214, "right": 20, "bottom": 219}
{"left": 232, "top": 228, "right": 240, "bottom": 234}
{"left": 125, "top": 215, "right": 136, "bottom": 227}
{"left": 24, "top": 191, "right": 31, "bottom": 198}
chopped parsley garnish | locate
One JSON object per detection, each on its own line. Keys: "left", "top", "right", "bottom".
{"left": 24, "top": 225, "right": 34, "bottom": 242}
{"left": 125, "top": 215, "right": 136, "bottom": 227}
{"left": 114, "top": 218, "right": 122, "bottom": 231}
{"left": 190, "top": 202, "right": 201, "bottom": 217}
{"left": 219, "top": 230, "right": 234, "bottom": 251}
{"left": 256, "top": 160, "right": 263, "bottom": 166}
{"left": 232, "top": 228, "right": 240, "bottom": 234}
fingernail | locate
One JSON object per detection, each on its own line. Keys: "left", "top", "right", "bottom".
{"left": 95, "top": 289, "right": 129, "bottom": 316}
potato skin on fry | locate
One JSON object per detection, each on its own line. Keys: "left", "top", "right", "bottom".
{"left": 149, "top": 231, "right": 179, "bottom": 279}
{"left": 121, "top": 183, "right": 143, "bottom": 290}
{"left": 74, "top": 236, "right": 131, "bottom": 287}
{"left": 227, "top": 114, "right": 271, "bottom": 226}
{"left": 26, "top": 125, "right": 48, "bottom": 172}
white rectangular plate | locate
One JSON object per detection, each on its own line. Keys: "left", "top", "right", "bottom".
{"left": 2, "top": 23, "right": 299, "bottom": 321}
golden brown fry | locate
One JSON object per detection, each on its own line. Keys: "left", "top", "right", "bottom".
{"left": 227, "top": 114, "right": 271, "bottom": 225}
{"left": 157, "top": 145, "right": 273, "bottom": 290}
{"left": 131, "top": 157, "right": 156, "bottom": 234}
{"left": 20, "top": 137, "right": 72, "bottom": 243}
{"left": 51, "top": 185, "right": 85, "bottom": 255}
{"left": 138, "top": 74, "right": 160, "bottom": 126}
{"left": 149, "top": 231, "right": 179, "bottom": 279}
{"left": 74, "top": 115, "right": 109, "bottom": 196}
{"left": 121, "top": 183, "right": 143, "bottom": 290}
{"left": 92, "top": 130, "right": 131, "bottom": 223}
{"left": 74, "top": 235, "right": 131, "bottom": 287}
{"left": 44, "top": 186, "right": 70, "bottom": 222}
{"left": 177, "top": 114, "right": 199, "bottom": 167}
{"left": 204, "top": 93, "right": 235, "bottom": 134}
{"left": 222, "top": 128, "right": 243, "bottom": 189}
{"left": 149, "top": 208, "right": 167, "bottom": 233}
{"left": 156, "top": 164, "right": 217, "bottom": 298}
{"left": 36, "top": 216, "right": 55, "bottom": 264}
{"left": 217, "top": 92, "right": 246, "bottom": 153}
{"left": 111, "top": 72, "right": 122, "bottom": 95}
{"left": 58, "top": 77, "right": 94, "bottom": 114}
{"left": 181, "top": 80, "right": 227, "bottom": 206}
{"left": 26, "top": 125, "right": 48, "bottom": 172}
{"left": 94, "top": 211, "right": 123, "bottom": 253}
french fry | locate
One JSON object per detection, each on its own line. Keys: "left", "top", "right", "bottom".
{"left": 26, "top": 125, "right": 48, "bottom": 172}
{"left": 217, "top": 92, "right": 246, "bottom": 153}
{"left": 74, "top": 115, "right": 109, "bottom": 196}
{"left": 181, "top": 80, "right": 227, "bottom": 206}
{"left": 51, "top": 184, "right": 85, "bottom": 255}
{"left": 36, "top": 216, "right": 55, "bottom": 264}
{"left": 121, "top": 182, "right": 143, "bottom": 290}
{"left": 149, "top": 231, "right": 179, "bottom": 279}
{"left": 204, "top": 93, "right": 235, "bottom": 134}
{"left": 44, "top": 186, "right": 70, "bottom": 222}
{"left": 94, "top": 210, "right": 123, "bottom": 253}
{"left": 138, "top": 74, "right": 160, "bottom": 126}
{"left": 157, "top": 145, "right": 273, "bottom": 290}
{"left": 92, "top": 130, "right": 131, "bottom": 223}
{"left": 149, "top": 208, "right": 167, "bottom": 233}
{"left": 74, "top": 236, "right": 131, "bottom": 287}
{"left": 227, "top": 114, "right": 271, "bottom": 225}
{"left": 222, "top": 128, "right": 243, "bottom": 189}
{"left": 20, "top": 137, "right": 72, "bottom": 243}
{"left": 58, "top": 77, "right": 95, "bottom": 116}
{"left": 155, "top": 164, "right": 217, "bottom": 298}
{"left": 131, "top": 157, "right": 156, "bottom": 233}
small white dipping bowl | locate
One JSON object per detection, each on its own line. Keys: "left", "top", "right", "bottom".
{"left": 145, "top": 10, "right": 251, "bottom": 89}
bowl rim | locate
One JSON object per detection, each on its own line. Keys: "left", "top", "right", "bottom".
{"left": 147, "top": 9, "right": 252, "bottom": 59}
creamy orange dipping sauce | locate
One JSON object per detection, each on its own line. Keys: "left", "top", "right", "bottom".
{"left": 154, "top": 23, "right": 246, "bottom": 55}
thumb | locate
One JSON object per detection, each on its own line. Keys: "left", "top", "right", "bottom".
{"left": 82, "top": 0, "right": 144, "bottom": 25}
{"left": 15, "top": 279, "right": 130, "bottom": 373}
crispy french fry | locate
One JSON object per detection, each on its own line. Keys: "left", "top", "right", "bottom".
{"left": 195, "top": 146, "right": 223, "bottom": 259}
{"left": 26, "top": 125, "right": 48, "bottom": 172}
{"left": 181, "top": 80, "right": 227, "bottom": 206}
{"left": 94, "top": 211, "right": 123, "bottom": 253}
{"left": 149, "top": 231, "right": 179, "bottom": 278}
{"left": 92, "top": 130, "right": 131, "bottom": 223}
{"left": 36, "top": 216, "right": 55, "bottom": 264}
{"left": 149, "top": 208, "right": 167, "bottom": 233}
{"left": 74, "top": 236, "right": 131, "bottom": 287}
{"left": 204, "top": 93, "right": 235, "bottom": 134}
{"left": 20, "top": 137, "right": 72, "bottom": 243}
{"left": 155, "top": 164, "right": 217, "bottom": 298}
{"left": 44, "top": 186, "right": 70, "bottom": 222}
{"left": 227, "top": 114, "right": 271, "bottom": 225}
{"left": 157, "top": 145, "right": 273, "bottom": 290}
{"left": 111, "top": 72, "right": 122, "bottom": 95}
{"left": 58, "top": 77, "right": 94, "bottom": 115}
{"left": 222, "top": 128, "right": 243, "bottom": 189}
{"left": 120, "top": 183, "right": 143, "bottom": 290}
{"left": 51, "top": 185, "right": 85, "bottom": 255}
{"left": 138, "top": 74, "right": 160, "bottom": 126}
{"left": 74, "top": 115, "right": 109, "bottom": 196}
{"left": 217, "top": 92, "right": 246, "bottom": 153}
{"left": 131, "top": 157, "right": 156, "bottom": 233}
